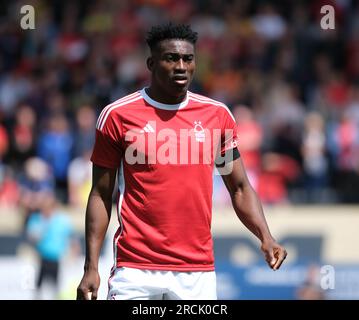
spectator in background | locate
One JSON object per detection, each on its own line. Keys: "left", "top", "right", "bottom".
{"left": 6, "top": 104, "right": 37, "bottom": 170}
{"left": 73, "top": 105, "right": 96, "bottom": 158}
{"left": 301, "top": 112, "right": 329, "bottom": 202}
{"left": 37, "top": 114, "right": 73, "bottom": 203}
{"left": 295, "top": 264, "right": 326, "bottom": 300}
{"left": 265, "top": 82, "right": 305, "bottom": 164}
{"left": 328, "top": 111, "right": 359, "bottom": 202}
{"left": 55, "top": 3, "right": 88, "bottom": 68}
{"left": 43, "top": 92, "right": 68, "bottom": 120}
{"left": 251, "top": 3, "right": 287, "bottom": 42}
{"left": 18, "top": 157, "right": 55, "bottom": 229}
{"left": 26, "top": 191, "right": 75, "bottom": 300}
{"left": 0, "top": 106, "right": 22, "bottom": 207}
{"left": 0, "top": 166, "right": 19, "bottom": 208}
{"left": 347, "top": 85, "right": 359, "bottom": 126}
{"left": 0, "top": 70, "right": 31, "bottom": 118}
{"left": 67, "top": 150, "right": 92, "bottom": 208}
{"left": 257, "top": 152, "right": 300, "bottom": 204}
{"left": 332, "top": 112, "right": 359, "bottom": 172}
{"left": 0, "top": 121, "right": 9, "bottom": 159}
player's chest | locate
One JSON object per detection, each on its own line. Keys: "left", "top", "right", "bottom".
{"left": 120, "top": 109, "right": 221, "bottom": 164}
{"left": 123, "top": 108, "right": 221, "bottom": 142}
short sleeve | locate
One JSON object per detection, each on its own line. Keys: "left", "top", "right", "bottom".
{"left": 91, "top": 110, "right": 123, "bottom": 169}
{"left": 219, "top": 106, "right": 239, "bottom": 155}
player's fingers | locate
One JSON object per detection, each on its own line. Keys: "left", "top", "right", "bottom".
{"left": 91, "top": 288, "right": 98, "bottom": 300}
{"left": 76, "top": 287, "right": 89, "bottom": 300}
{"left": 273, "top": 249, "right": 287, "bottom": 270}
{"left": 263, "top": 248, "right": 276, "bottom": 268}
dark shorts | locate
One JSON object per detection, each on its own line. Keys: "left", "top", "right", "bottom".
{"left": 37, "top": 258, "right": 59, "bottom": 288}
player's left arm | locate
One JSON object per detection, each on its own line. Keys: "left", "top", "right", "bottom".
{"left": 220, "top": 156, "right": 287, "bottom": 270}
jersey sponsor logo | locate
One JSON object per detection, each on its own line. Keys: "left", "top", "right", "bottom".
{"left": 124, "top": 120, "right": 236, "bottom": 173}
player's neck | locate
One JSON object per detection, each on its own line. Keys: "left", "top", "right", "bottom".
{"left": 146, "top": 86, "right": 186, "bottom": 105}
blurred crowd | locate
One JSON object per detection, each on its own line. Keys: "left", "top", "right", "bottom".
{"left": 1, "top": 0, "right": 359, "bottom": 216}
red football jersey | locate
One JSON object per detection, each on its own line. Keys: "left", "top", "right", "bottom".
{"left": 91, "top": 88, "right": 239, "bottom": 271}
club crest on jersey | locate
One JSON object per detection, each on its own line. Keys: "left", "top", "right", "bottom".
{"left": 194, "top": 121, "right": 205, "bottom": 142}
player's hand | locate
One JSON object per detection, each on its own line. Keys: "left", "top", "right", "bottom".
{"left": 261, "top": 239, "right": 287, "bottom": 271}
{"left": 77, "top": 269, "right": 100, "bottom": 300}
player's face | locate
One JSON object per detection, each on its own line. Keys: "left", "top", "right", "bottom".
{"left": 149, "top": 39, "right": 195, "bottom": 97}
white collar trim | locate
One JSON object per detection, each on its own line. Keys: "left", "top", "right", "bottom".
{"left": 140, "top": 88, "right": 188, "bottom": 110}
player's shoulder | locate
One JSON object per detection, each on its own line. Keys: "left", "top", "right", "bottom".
{"left": 105, "top": 91, "right": 143, "bottom": 113}
{"left": 96, "top": 90, "right": 143, "bottom": 130}
{"left": 188, "top": 91, "right": 226, "bottom": 106}
{"left": 188, "top": 91, "right": 234, "bottom": 119}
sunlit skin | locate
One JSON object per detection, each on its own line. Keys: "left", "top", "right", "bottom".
{"left": 146, "top": 39, "right": 195, "bottom": 104}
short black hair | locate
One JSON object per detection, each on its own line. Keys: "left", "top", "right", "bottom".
{"left": 146, "top": 23, "right": 198, "bottom": 51}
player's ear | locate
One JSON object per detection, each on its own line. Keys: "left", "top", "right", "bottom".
{"left": 147, "top": 57, "right": 154, "bottom": 72}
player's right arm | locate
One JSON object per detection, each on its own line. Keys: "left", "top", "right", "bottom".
{"left": 76, "top": 164, "right": 117, "bottom": 300}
